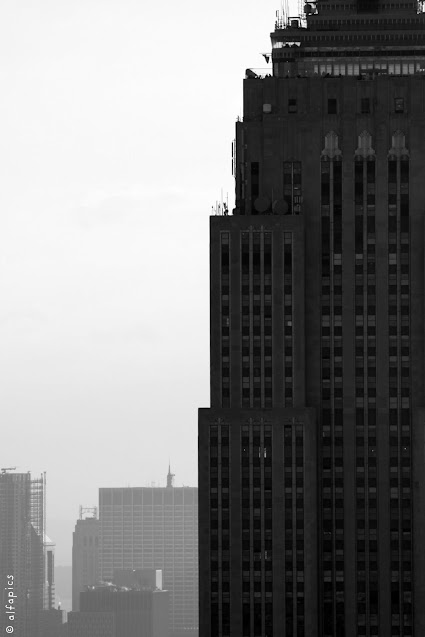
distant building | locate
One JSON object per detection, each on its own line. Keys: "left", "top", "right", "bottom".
{"left": 0, "top": 470, "right": 45, "bottom": 637}
{"left": 45, "top": 535, "right": 56, "bottom": 609}
{"left": 72, "top": 507, "right": 100, "bottom": 611}
{"left": 67, "top": 583, "right": 168, "bottom": 637}
{"left": 99, "top": 468, "right": 198, "bottom": 635}
{"left": 39, "top": 608, "right": 66, "bottom": 637}
{"left": 55, "top": 565, "right": 72, "bottom": 613}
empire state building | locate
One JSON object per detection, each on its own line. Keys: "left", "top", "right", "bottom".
{"left": 198, "top": 1, "right": 425, "bottom": 635}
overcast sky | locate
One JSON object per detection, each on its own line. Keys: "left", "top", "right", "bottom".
{"left": 0, "top": 0, "right": 295, "bottom": 564}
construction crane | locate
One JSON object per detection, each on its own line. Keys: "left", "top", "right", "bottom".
{"left": 1, "top": 467, "right": 16, "bottom": 474}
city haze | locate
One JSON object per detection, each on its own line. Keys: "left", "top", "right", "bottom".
{"left": 0, "top": 0, "right": 289, "bottom": 564}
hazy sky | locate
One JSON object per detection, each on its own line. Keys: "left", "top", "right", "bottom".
{"left": 0, "top": 0, "right": 295, "bottom": 564}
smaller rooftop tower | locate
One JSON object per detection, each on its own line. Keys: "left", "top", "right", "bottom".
{"left": 166, "top": 463, "right": 175, "bottom": 488}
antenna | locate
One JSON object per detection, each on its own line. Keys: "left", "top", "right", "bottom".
{"left": 298, "top": 0, "right": 304, "bottom": 18}
{"left": 79, "top": 506, "right": 98, "bottom": 520}
{"left": 167, "top": 463, "right": 175, "bottom": 488}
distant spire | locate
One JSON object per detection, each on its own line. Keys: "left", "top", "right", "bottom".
{"left": 167, "top": 462, "right": 175, "bottom": 488}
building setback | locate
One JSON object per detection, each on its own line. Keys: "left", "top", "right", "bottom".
{"left": 99, "top": 471, "right": 198, "bottom": 635}
{"left": 198, "top": 0, "right": 425, "bottom": 635}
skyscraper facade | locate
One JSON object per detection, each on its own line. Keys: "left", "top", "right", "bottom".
{"left": 44, "top": 535, "right": 56, "bottom": 610}
{"left": 0, "top": 471, "right": 45, "bottom": 637}
{"left": 72, "top": 509, "right": 100, "bottom": 611}
{"left": 99, "top": 471, "right": 198, "bottom": 636}
{"left": 198, "top": 1, "right": 425, "bottom": 635}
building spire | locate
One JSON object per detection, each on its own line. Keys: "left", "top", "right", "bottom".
{"left": 167, "top": 462, "right": 175, "bottom": 488}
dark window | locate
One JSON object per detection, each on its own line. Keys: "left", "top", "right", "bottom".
{"left": 328, "top": 98, "right": 337, "bottom": 115}
{"left": 288, "top": 98, "right": 297, "bottom": 113}
{"left": 395, "top": 98, "right": 405, "bottom": 113}
{"left": 361, "top": 98, "right": 371, "bottom": 114}
{"left": 251, "top": 162, "right": 259, "bottom": 212}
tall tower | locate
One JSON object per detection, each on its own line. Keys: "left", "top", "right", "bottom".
{"left": 44, "top": 535, "right": 56, "bottom": 610}
{"left": 198, "top": 1, "right": 425, "bottom": 635}
{"left": 72, "top": 507, "right": 100, "bottom": 611}
{"left": 99, "top": 473, "right": 198, "bottom": 636}
{"left": 0, "top": 471, "right": 45, "bottom": 637}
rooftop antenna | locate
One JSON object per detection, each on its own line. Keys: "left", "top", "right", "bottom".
{"left": 79, "top": 506, "right": 98, "bottom": 520}
{"left": 167, "top": 462, "right": 175, "bottom": 488}
{"left": 284, "top": 0, "right": 289, "bottom": 23}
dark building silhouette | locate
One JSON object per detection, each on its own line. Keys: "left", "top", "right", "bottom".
{"left": 0, "top": 470, "right": 45, "bottom": 637}
{"left": 39, "top": 608, "right": 66, "bottom": 637}
{"left": 198, "top": 1, "right": 425, "bottom": 635}
{"left": 72, "top": 507, "right": 100, "bottom": 611}
{"left": 99, "top": 470, "right": 198, "bottom": 635}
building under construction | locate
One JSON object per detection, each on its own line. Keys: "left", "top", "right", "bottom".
{"left": 0, "top": 470, "right": 46, "bottom": 637}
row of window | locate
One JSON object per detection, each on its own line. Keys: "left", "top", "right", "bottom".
{"left": 221, "top": 233, "right": 230, "bottom": 407}
{"left": 321, "top": 156, "right": 345, "bottom": 637}
{"left": 210, "top": 422, "right": 230, "bottom": 637}
{"left": 387, "top": 156, "right": 412, "bottom": 634}
{"left": 241, "top": 232, "right": 275, "bottom": 408}
{"left": 283, "top": 424, "right": 305, "bottom": 637}
{"left": 241, "top": 423, "right": 273, "bottom": 637}
{"left": 354, "top": 153, "right": 378, "bottom": 628}
{"left": 287, "top": 95, "right": 406, "bottom": 115}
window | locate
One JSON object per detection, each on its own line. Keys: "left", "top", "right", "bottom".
{"left": 361, "top": 98, "right": 371, "bottom": 114}
{"left": 395, "top": 98, "right": 405, "bottom": 113}
{"left": 288, "top": 98, "right": 297, "bottom": 113}
{"left": 328, "top": 98, "right": 337, "bottom": 114}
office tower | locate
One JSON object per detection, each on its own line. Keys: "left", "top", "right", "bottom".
{"left": 72, "top": 507, "right": 100, "bottom": 611}
{"left": 99, "top": 469, "right": 198, "bottom": 636}
{"left": 45, "top": 535, "right": 56, "bottom": 609}
{"left": 67, "top": 582, "right": 169, "bottom": 637}
{"left": 0, "top": 470, "right": 45, "bottom": 637}
{"left": 198, "top": 1, "right": 425, "bottom": 635}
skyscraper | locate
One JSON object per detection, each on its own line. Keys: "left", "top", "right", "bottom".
{"left": 44, "top": 535, "right": 56, "bottom": 610}
{"left": 0, "top": 470, "right": 45, "bottom": 637}
{"left": 198, "top": 1, "right": 425, "bottom": 635}
{"left": 99, "top": 470, "right": 198, "bottom": 636}
{"left": 72, "top": 508, "right": 100, "bottom": 611}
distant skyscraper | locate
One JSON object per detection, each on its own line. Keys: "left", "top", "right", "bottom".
{"left": 99, "top": 469, "right": 198, "bottom": 636}
{"left": 198, "top": 1, "right": 425, "bottom": 635}
{"left": 0, "top": 470, "right": 45, "bottom": 637}
{"left": 72, "top": 507, "right": 100, "bottom": 611}
{"left": 44, "top": 535, "right": 56, "bottom": 610}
